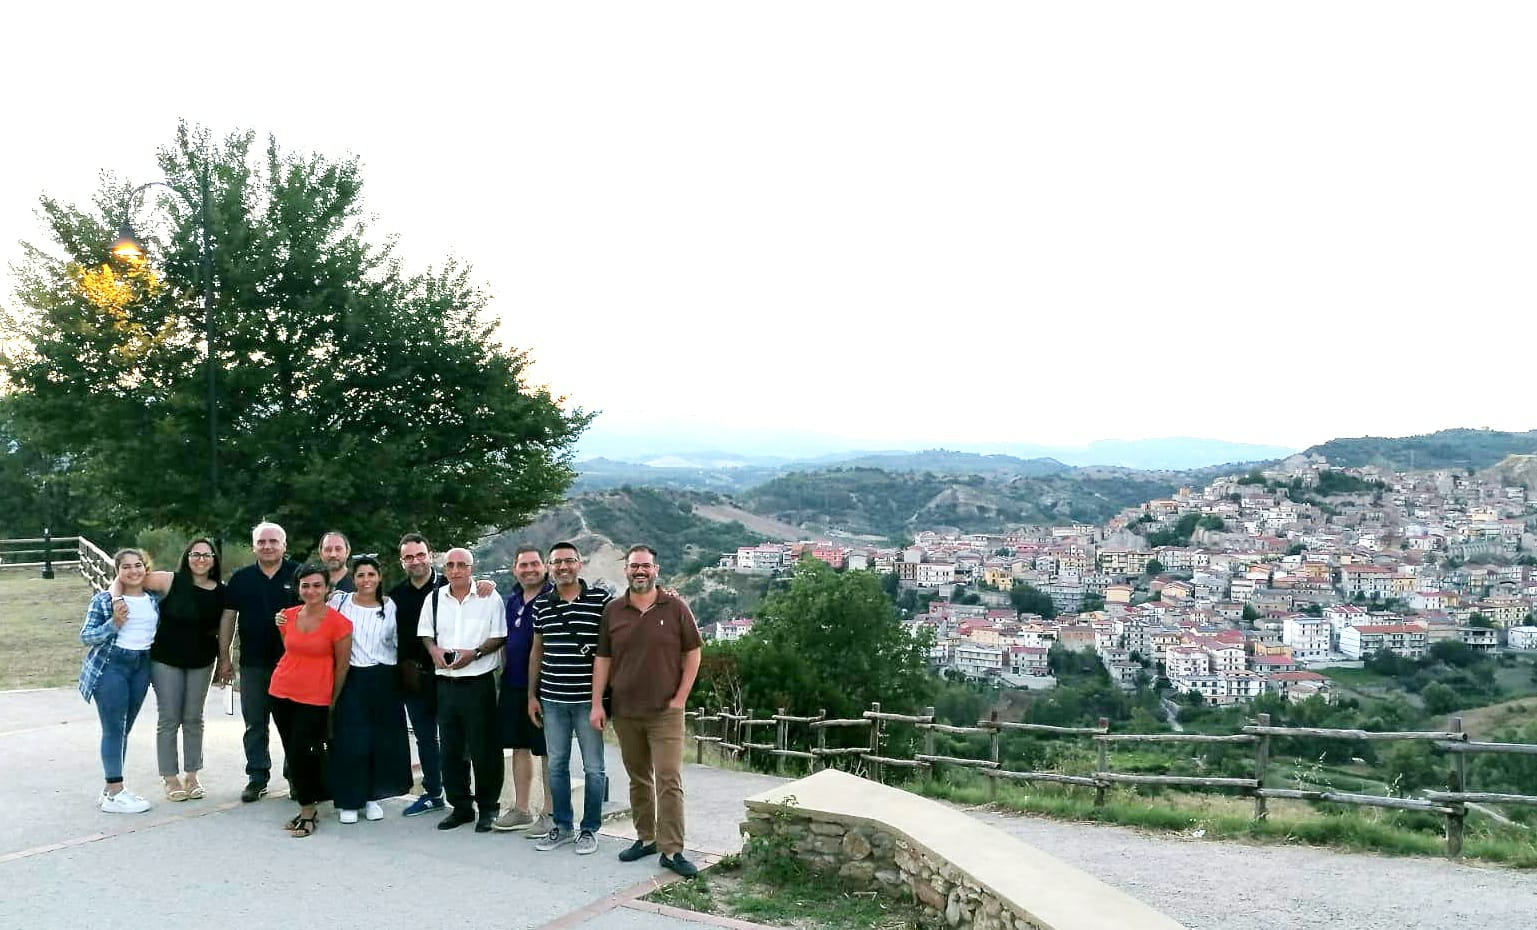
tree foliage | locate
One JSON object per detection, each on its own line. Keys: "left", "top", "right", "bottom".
{"left": 0, "top": 125, "right": 587, "bottom": 554}
{"left": 1009, "top": 583, "right": 1057, "bottom": 619}
{"left": 691, "top": 561, "right": 933, "bottom": 719}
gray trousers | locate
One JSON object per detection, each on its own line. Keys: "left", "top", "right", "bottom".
{"left": 150, "top": 661, "right": 214, "bottom": 776}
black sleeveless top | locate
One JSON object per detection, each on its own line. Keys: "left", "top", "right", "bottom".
{"left": 150, "top": 580, "right": 225, "bottom": 669}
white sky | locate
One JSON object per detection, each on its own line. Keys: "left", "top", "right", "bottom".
{"left": 2, "top": 2, "right": 1533, "bottom": 453}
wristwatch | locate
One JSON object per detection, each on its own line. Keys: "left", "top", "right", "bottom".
{"left": 472, "top": 647, "right": 484, "bottom": 660}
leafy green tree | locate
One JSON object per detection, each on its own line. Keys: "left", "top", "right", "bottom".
{"left": 1080, "top": 592, "right": 1105, "bottom": 612}
{"left": 724, "top": 561, "right": 934, "bottom": 718}
{"left": 1421, "top": 682, "right": 1460, "bottom": 716}
{"left": 1144, "top": 558, "right": 1165, "bottom": 576}
{"left": 1, "top": 125, "right": 587, "bottom": 555}
{"left": 1382, "top": 742, "right": 1441, "bottom": 796}
{"left": 1241, "top": 603, "right": 1260, "bottom": 623}
{"left": 1009, "top": 583, "right": 1057, "bottom": 619}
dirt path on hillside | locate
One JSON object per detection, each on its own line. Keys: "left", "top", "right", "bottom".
{"left": 693, "top": 503, "right": 803, "bottom": 540}
{"left": 969, "top": 808, "right": 1536, "bottom": 929}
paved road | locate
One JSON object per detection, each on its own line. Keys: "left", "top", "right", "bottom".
{"left": 0, "top": 686, "right": 776, "bottom": 930}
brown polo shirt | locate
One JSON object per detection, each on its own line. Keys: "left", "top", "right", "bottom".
{"left": 597, "top": 590, "right": 703, "bottom": 716}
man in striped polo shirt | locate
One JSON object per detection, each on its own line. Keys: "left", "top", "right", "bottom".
{"left": 527, "top": 541, "right": 611, "bottom": 855}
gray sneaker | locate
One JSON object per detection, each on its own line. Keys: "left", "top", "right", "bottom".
{"left": 533, "top": 827, "right": 574, "bottom": 852}
{"left": 524, "top": 813, "right": 553, "bottom": 839}
{"left": 573, "top": 830, "right": 598, "bottom": 855}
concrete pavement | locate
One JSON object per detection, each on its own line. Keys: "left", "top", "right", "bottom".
{"left": 0, "top": 685, "right": 786, "bottom": 930}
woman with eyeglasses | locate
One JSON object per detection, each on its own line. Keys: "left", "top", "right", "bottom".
{"left": 81, "top": 548, "right": 161, "bottom": 813}
{"left": 116, "top": 538, "right": 227, "bottom": 802}
{"left": 326, "top": 556, "right": 412, "bottom": 823}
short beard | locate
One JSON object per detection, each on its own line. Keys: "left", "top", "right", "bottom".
{"left": 629, "top": 577, "right": 656, "bottom": 593}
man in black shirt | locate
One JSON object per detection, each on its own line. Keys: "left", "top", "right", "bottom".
{"left": 218, "top": 521, "right": 299, "bottom": 803}
{"left": 320, "top": 530, "right": 356, "bottom": 593}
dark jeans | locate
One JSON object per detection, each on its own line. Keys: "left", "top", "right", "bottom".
{"left": 239, "top": 665, "right": 276, "bottom": 782}
{"left": 95, "top": 647, "right": 151, "bottom": 783}
{"left": 404, "top": 666, "right": 442, "bottom": 797}
{"left": 270, "top": 697, "right": 329, "bottom": 806}
{"left": 437, "top": 672, "right": 502, "bottom": 813}
{"left": 330, "top": 665, "right": 412, "bottom": 809}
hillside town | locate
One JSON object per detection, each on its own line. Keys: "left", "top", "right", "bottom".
{"left": 708, "top": 456, "right": 1537, "bottom": 705}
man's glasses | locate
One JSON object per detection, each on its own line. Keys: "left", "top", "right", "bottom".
{"left": 627, "top": 563, "right": 656, "bottom": 571}
{"left": 550, "top": 558, "right": 581, "bottom": 566}
{"left": 444, "top": 561, "right": 472, "bottom": 569}
{"left": 401, "top": 553, "right": 431, "bottom": 563}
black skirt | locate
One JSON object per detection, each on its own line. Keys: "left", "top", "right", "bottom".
{"left": 329, "top": 664, "right": 413, "bottom": 809}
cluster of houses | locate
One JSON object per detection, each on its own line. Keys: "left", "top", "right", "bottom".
{"left": 705, "top": 457, "right": 1537, "bottom": 706}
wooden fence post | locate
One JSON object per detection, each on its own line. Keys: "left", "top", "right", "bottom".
{"left": 870, "top": 702, "right": 883, "bottom": 784}
{"left": 922, "top": 706, "right": 936, "bottom": 785}
{"left": 775, "top": 707, "right": 787, "bottom": 776}
{"left": 695, "top": 714, "right": 704, "bottom": 765}
{"left": 1446, "top": 715, "right": 1466, "bottom": 859}
{"left": 1254, "top": 712, "right": 1271, "bottom": 822}
{"left": 744, "top": 708, "right": 754, "bottom": 770}
{"left": 815, "top": 708, "right": 827, "bottom": 772}
{"left": 988, "top": 710, "right": 1001, "bottom": 802}
{"left": 1095, "top": 716, "right": 1109, "bottom": 808}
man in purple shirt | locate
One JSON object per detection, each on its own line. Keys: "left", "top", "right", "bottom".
{"left": 493, "top": 546, "right": 555, "bottom": 834}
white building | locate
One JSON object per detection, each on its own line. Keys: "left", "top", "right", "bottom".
{"left": 1282, "top": 615, "right": 1331, "bottom": 663}
{"left": 1508, "top": 627, "right": 1537, "bottom": 650}
{"left": 1339, "top": 623, "right": 1428, "bottom": 660}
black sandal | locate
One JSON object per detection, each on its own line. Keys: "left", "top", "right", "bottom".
{"left": 284, "top": 814, "right": 304, "bottom": 831}
{"left": 290, "top": 814, "right": 318, "bottom": 838}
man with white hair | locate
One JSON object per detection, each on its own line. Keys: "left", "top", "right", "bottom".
{"left": 419, "top": 546, "right": 507, "bottom": 832}
{"left": 218, "top": 521, "right": 300, "bottom": 803}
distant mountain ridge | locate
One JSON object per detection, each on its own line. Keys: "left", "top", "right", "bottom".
{"left": 1303, "top": 428, "right": 1537, "bottom": 471}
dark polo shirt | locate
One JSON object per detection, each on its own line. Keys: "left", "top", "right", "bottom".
{"left": 389, "top": 570, "right": 450, "bottom": 666}
{"left": 597, "top": 590, "right": 703, "bottom": 717}
{"left": 224, "top": 559, "right": 299, "bottom": 669}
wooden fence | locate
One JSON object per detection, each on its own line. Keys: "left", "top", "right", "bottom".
{"left": 0, "top": 535, "right": 113, "bottom": 592}
{"left": 688, "top": 704, "right": 1537, "bottom": 859}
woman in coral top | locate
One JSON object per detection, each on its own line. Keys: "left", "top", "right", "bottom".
{"left": 269, "top": 562, "right": 352, "bottom": 838}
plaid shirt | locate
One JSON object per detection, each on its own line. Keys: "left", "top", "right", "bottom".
{"left": 78, "top": 590, "right": 160, "bottom": 702}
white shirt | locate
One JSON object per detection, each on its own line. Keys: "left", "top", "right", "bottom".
{"left": 116, "top": 594, "right": 158, "bottom": 651}
{"left": 329, "top": 592, "right": 398, "bottom": 668}
{"left": 418, "top": 585, "right": 505, "bottom": 678}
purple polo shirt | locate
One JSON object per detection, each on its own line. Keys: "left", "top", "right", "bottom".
{"left": 503, "top": 581, "right": 552, "bottom": 689}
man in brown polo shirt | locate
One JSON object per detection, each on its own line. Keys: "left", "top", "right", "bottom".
{"left": 590, "top": 544, "right": 703, "bottom": 877}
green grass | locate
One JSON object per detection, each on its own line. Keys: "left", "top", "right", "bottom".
{"left": 645, "top": 854, "right": 926, "bottom": 929}
{"left": 913, "top": 772, "right": 1537, "bottom": 868}
{"left": 0, "top": 570, "right": 95, "bottom": 690}
{"left": 1323, "top": 667, "right": 1394, "bottom": 687}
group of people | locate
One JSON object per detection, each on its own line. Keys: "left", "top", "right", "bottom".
{"left": 79, "top": 524, "right": 705, "bottom": 875}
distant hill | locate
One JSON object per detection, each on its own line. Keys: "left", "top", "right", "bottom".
{"left": 739, "top": 466, "right": 1184, "bottom": 538}
{"left": 832, "top": 449, "right": 1070, "bottom": 477}
{"left": 1304, "top": 429, "right": 1537, "bottom": 471}
{"left": 572, "top": 458, "right": 780, "bottom": 493}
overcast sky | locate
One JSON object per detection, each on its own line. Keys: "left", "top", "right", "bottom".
{"left": 2, "top": 2, "right": 1532, "bottom": 455}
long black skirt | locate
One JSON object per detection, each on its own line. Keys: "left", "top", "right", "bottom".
{"left": 329, "top": 664, "right": 413, "bottom": 809}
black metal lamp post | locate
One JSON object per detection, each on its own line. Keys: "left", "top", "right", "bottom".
{"left": 108, "top": 170, "right": 218, "bottom": 507}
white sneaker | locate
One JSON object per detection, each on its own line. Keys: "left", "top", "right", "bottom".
{"left": 339, "top": 808, "right": 360, "bottom": 824}
{"left": 364, "top": 801, "right": 384, "bottom": 821}
{"left": 101, "top": 790, "right": 151, "bottom": 814}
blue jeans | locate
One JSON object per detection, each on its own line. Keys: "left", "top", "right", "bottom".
{"left": 404, "top": 688, "right": 442, "bottom": 797}
{"left": 95, "top": 647, "right": 151, "bottom": 783}
{"left": 542, "top": 700, "right": 604, "bottom": 833}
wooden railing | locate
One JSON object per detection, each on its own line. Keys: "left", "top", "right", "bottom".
{"left": 0, "top": 535, "right": 113, "bottom": 592}
{"left": 688, "top": 704, "right": 1537, "bottom": 859}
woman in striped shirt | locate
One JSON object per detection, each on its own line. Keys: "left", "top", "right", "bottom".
{"left": 327, "top": 556, "right": 413, "bottom": 823}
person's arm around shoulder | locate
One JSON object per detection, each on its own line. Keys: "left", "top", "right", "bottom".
{"left": 419, "top": 591, "right": 446, "bottom": 670}
{"left": 109, "top": 571, "right": 174, "bottom": 596}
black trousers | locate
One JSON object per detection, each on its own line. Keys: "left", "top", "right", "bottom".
{"left": 330, "top": 665, "right": 413, "bottom": 809}
{"left": 270, "top": 697, "right": 329, "bottom": 806}
{"left": 438, "top": 672, "right": 503, "bottom": 812}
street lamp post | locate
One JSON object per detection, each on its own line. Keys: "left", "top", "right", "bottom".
{"left": 108, "top": 169, "right": 218, "bottom": 508}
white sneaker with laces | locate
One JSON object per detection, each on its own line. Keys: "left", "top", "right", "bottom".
{"left": 364, "top": 801, "right": 384, "bottom": 821}
{"left": 101, "top": 790, "right": 151, "bottom": 814}
{"left": 339, "top": 808, "right": 360, "bottom": 824}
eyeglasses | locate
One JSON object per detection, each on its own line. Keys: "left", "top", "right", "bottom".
{"left": 444, "top": 561, "right": 472, "bottom": 569}
{"left": 627, "top": 563, "right": 656, "bottom": 571}
{"left": 401, "top": 553, "right": 431, "bottom": 563}
{"left": 188, "top": 552, "right": 216, "bottom": 560}
{"left": 550, "top": 558, "right": 581, "bottom": 566}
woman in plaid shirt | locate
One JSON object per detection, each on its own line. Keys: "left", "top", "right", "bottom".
{"left": 79, "top": 549, "right": 161, "bottom": 814}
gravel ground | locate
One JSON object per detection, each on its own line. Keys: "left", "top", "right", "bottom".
{"left": 971, "top": 807, "right": 1537, "bottom": 930}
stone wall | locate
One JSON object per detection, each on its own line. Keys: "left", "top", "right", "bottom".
{"left": 740, "top": 807, "right": 1044, "bottom": 930}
